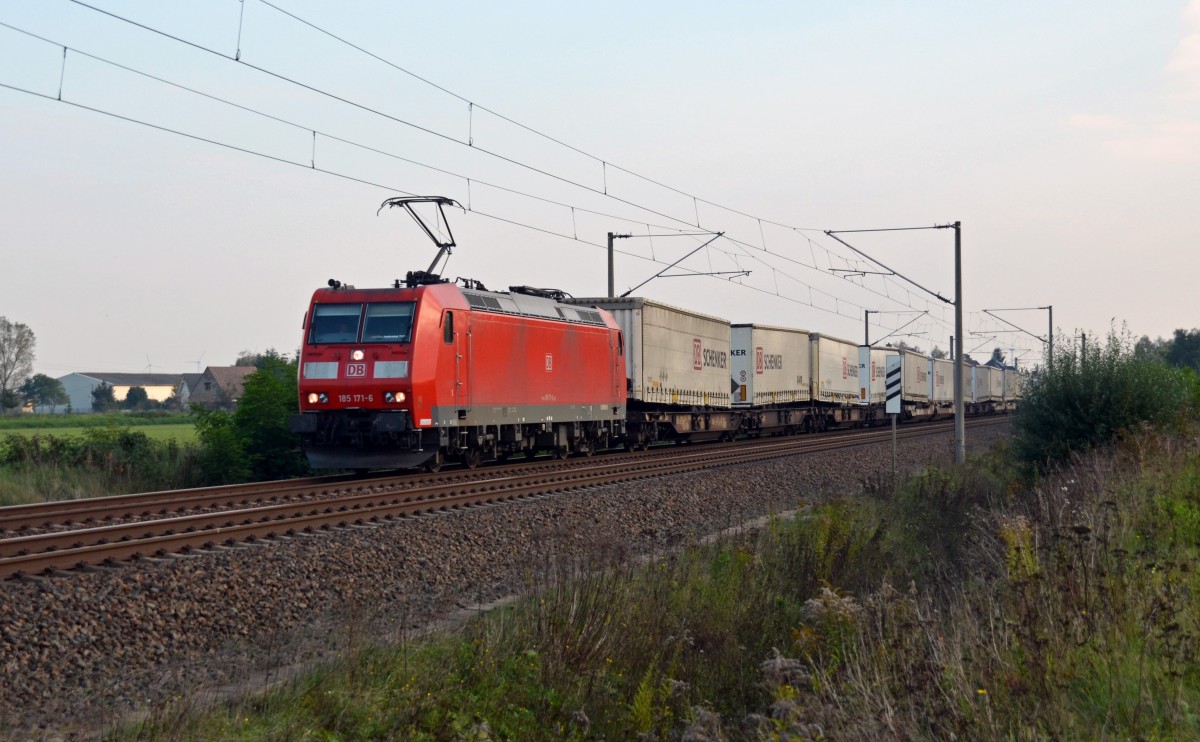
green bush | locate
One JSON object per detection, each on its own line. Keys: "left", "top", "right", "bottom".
{"left": 1014, "top": 330, "right": 1195, "bottom": 473}
{"left": 233, "top": 354, "right": 307, "bottom": 481}
{"left": 192, "top": 408, "right": 252, "bottom": 485}
{"left": 188, "top": 354, "right": 307, "bottom": 485}
{"left": 0, "top": 427, "right": 202, "bottom": 499}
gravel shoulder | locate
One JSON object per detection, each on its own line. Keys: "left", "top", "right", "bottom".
{"left": 0, "top": 422, "right": 1011, "bottom": 737}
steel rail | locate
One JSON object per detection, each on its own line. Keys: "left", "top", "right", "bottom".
{"left": 0, "top": 417, "right": 1010, "bottom": 579}
{"left": 0, "top": 420, "right": 946, "bottom": 533}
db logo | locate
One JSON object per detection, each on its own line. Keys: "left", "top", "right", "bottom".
{"left": 755, "top": 347, "right": 764, "bottom": 375}
{"left": 545, "top": 353, "right": 553, "bottom": 372}
{"left": 346, "top": 362, "right": 367, "bottom": 378}
{"left": 693, "top": 338, "right": 702, "bottom": 371}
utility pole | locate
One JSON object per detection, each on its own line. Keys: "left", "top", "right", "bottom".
{"left": 824, "top": 221, "right": 965, "bottom": 463}
{"left": 953, "top": 221, "right": 965, "bottom": 465}
{"left": 1043, "top": 305, "right": 1053, "bottom": 367}
{"left": 606, "top": 231, "right": 732, "bottom": 298}
{"left": 607, "top": 232, "right": 629, "bottom": 298}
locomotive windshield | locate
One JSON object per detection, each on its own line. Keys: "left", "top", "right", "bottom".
{"left": 309, "top": 301, "right": 416, "bottom": 344}
{"left": 362, "top": 302, "right": 416, "bottom": 343}
{"left": 309, "top": 303, "right": 362, "bottom": 344}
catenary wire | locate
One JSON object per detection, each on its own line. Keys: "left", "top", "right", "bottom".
{"left": 59, "top": 0, "right": 941, "bottom": 314}
{"left": 1, "top": 14, "right": 947, "bottom": 342}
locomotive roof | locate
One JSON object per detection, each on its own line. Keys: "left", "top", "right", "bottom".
{"left": 311, "top": 284, "right": 610, "bottom": 327}
{"left": 459, "top": 288, "right": 609, "bottom": 327}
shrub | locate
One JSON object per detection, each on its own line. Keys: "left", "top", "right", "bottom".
{"left": 0, "top": 427, "right": 202, "bottom": 498}
{"left": 1014, "top": 330, "right": 1195, "bottom": 473}
{"left": 193, "top": 408, "right": 252, "bottom": 485}
{"left": 233, "top": 355, "right": 307, "bottom": 481}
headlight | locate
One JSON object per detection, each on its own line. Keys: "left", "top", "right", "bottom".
{"left": 319, "top": 392, "right": 328, "bottom": 403}
{"left": 384, "top": 391, "right": 407, "bottom": 403}
{"left": 351, "top": 349, "right": 364, "bottom": 361}
{"left": 307, "top": 393, "right": 319, "bottom": 404}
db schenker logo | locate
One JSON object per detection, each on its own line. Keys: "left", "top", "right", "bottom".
{"left": 693, "top": 339, "right": 702, "bottom": 371}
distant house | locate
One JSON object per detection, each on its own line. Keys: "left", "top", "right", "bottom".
{"left": 177, "top": 373, "right": 204, "bottom": 407}
{"left": 58, "top": 372, "right": 183, "bottom": 413}
{"left": 187, "top": 366, "right": 257, "bottom": 410}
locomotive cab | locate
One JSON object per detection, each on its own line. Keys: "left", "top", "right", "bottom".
{"left": 290, "top": 284, "right": 444, "bottom": 470}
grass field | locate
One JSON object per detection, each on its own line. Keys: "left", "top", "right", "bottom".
{"left": 1, "top": 423, "right": 197, "bottom": 444}
{"left": 0, "top": 413, "right": 197, "bottom": 444}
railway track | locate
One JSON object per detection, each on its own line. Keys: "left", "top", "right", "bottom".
{"left": 0, "top": 417, "right": 1009, "bottom": 580}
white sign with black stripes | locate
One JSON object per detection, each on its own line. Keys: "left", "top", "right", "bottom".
{"left": 885, "top": 354, "right": 902, "bottom": 415}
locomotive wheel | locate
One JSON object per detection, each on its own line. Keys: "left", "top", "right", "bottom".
{"left": 423, "top": 451, "right": 444, "bottom": 473}
{"left": 462, "top": 448, "right": 482, "bottom": 469}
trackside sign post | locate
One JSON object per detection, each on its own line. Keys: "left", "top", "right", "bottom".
{"left": 885, "top": 355, "right": 902, "bottom": 415}
{"left": 886, "top": 355, "right": 901, "bottom": 479}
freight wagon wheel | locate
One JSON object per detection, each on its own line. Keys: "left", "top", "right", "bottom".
{"left": 554, "top": 446, "right": 570, "bottom": 460}
{"left": 462, "top": 448, "right": 482, "bottom": 469}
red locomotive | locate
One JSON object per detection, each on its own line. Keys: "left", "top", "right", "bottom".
{"left": 290, "top": 198, "right": 626, "bottom": 471}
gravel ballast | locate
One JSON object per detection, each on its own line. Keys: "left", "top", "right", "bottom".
{"left": 0, "top": 423, "right": 1011, "bottom": 735}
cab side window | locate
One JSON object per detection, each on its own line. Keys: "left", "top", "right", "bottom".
{"left": 444, "top": 311, "right": 454, "bottom": 344}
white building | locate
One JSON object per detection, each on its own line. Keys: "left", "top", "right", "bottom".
{"left": 57, "top": 372, "right": 182, "bottom": 413}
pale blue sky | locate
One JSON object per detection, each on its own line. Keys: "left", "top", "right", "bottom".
{"left": 2, "top": 1, "right": 1197, "bottom": 376}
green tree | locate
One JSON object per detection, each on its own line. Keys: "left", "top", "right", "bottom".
{"left": 122, "top": 386, "right": 151, "bottom": 411}
{"left": 1014, "top": 330, "right": 1194, "bottom": 473}
{"left": 1164, "top": 328, "right": 1200, "bottom": 372}
{"left": 1134, "top": 334, "right": 1168, "bottom": 360}
{"left": 892, "top": 340, "right": 923, "bottom": 353}
{"left": 0, "top": 317, "right": 35, "bottom": 410}
{"left": 193, "top": 407, "right": 252, "bottom": 485}
{"left": 930, "top": 346, "right": 947, "bottom": 360}
{"left": 92, "top": 382, "right": 117, "bottom": 412}
{"left": 233, "top": 354, "right": 307, "bottom": 480}
{"left": 991, "top": 347, "right": 1006, "bottom": 366}
{"left": 19, "top": 374, "right": 68, "bottom": 412}
{"left": 0, "top": 389, "right": 20, "bottom": 414}
{"left": 234, "top": 348, "right": 294, "bottom": 370}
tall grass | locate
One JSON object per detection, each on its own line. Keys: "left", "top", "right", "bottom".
{"left": 0, "top": 428, "right": 203, "bottom": 505}
{"left": 122, "top": 428, "right": 1200, "bottom": 740}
